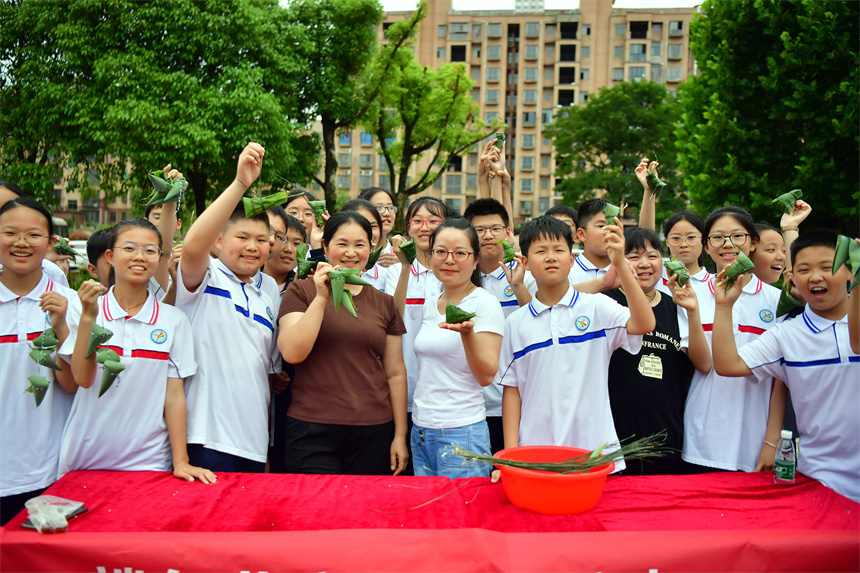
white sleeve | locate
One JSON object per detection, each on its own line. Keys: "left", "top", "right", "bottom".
{"left": 175, "top": 258, "right": 214, "bottom": 316}
{"left": 594, "top": 293, "right": 642, "bottom": 355}
{"left": 676, "top": 304, "right": 690, "bottom": 353}
{"left": 737, "top": 327, "right": 787, "bottom": 384}
{"left": 384, "top": 262, "right": 403, "bottom": 294}
{"left": 495, "top": 317, "right": 519, "bottom": 388}
{"left": 167, "top": 311, "right": 197, "bottom": 379}
{"left": 472, "top": 292, "right": 505, "bottom": 336}
{"left": 57, "top": 295, "right": 82, "bottom": 360}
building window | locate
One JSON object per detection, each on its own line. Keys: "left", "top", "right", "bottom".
{"left": 526, "top": 22, "right": 540, "bottom": 37}
{"left": 580, "top": 91, "right": 588, "bottom": 102}
{"left": 614, "top": 45, "right": 624, "bottom": 59}
{"left": 337, "top": 153, "right": 351, "bottom": 167}
{"left": 487, "top": 67, "right": 500, "bottom": 82}
{"left": 449, "top": 155, "right": 463, "bottom": 172}
{"left": 630, "top": 21, "right": 648, "bottom": 39}
{"left": 521, "top": 156, "right": 534, "bottom": 170}
{"left": 630, "top": 44, "right": 646, "bottom": 62}
{"left": 582, "top": 24, "right": 591, "bottom": 36}
{"left": 446, "top": 198, "right": 462, "bottom": 213}
{"left": 541, "top": 154, "right": 551, "bottom": 168}
{"left": 67, "top": 200, "right": 78, "bottom": 211}
{"left": 450, "top": 22, "right": 468, "bottom": 41}
{"left": 523, "top": 111, "right": 536, "bottom": 126}
{"left": 486, "top": 89, "right": 499, "bottom": 104}
{"left": 487, "top": 45, "right": 501, "bottom": 60}
{"left": 524, "top": 67, "right": 538, "bottom": 82}
{"left": 472, "top": 88, "right": 479, "bottom": 102}
{"left": 379, "top": 174, "right": 391, "bottom": 191}
{"left": 541, "top": 108, "right": 553, "bottom": 124}
{"left": 359, "top": 174, "right": 373, "bottom": 189}
{"left": 612, "top": 67, "right": 624, "bottom": 81}
{"left": 359, "top": 154, "right": 373, "bottom": 168}
{"left": 472, "top": 23, "right": 483, "bottom": 40}
{"left": 339, "top": 132, "right": 351, "bottom": 145}
{"left": 471, "top": 67, "right": 480, "bottom": 80}
{"left": 466, "top": 173, "right": 478, "bottom": 190}
{"left": 581, "top": 46, "right": 590, "bottom": 58}
{"left": 473, "top": 46, "right": 481, "bottom": 59}
{"left": 451, "top": 45, "right": 466, "bottom": 62}
{"left": 652, "top": 41, "right": 662, "bottom": 56}
{"left": 522, "top": 134, "right": 535, "bottom": 148}
{"left": 485, "top": 110, "right": 498, "bottom": 122}
{"left": 544, "top": 89, "right": 553, "bottom": 102}
{"left": 669, "top": 21, "right": 684, "bottom": 36}
{"left": 629, "top": 66, "right": 646, "bottom": 81}
{"left": 521, "top": 178, "right": 534, "bottom": 192}
{"left": 615, "top": 23, "right": 625, "bottom": 36}
{"left": 558, "top": 89, "right": 574, "bottom": 106}
{"left": 523, "top": 89, "right": 537, "bottom": 104}
{"left": 651, "top": 64, "right": 663, "bottom": 83}
{"left": 545, "top": 45, "right": 554, "bottom": 59}
{"left": 519, "top": 201, "right": 533, "bottom": 216}
{"left": 436, "top": 47, "right": 446, "bottom": 59}
{"left": 668, "top": 89, "right": 677, "bottom": 97}
{"left": 337, "top": 174, "right": 351, "bottom": 189}
{"left": 538, "top": 196, "right": 550, "bottom": 214}
{"left": 668, "top": 43, "right": 683, "bottom": 59}
{"left": 360, "top": 131, "right": 373, "bottom": 145}
{"left": 559, "top": 44, "right": 576, "bottom": 62}
{"left": 546, "top": 24, "right": 555, "bottom": 36}
{"left": 544, "top": 67, "right": 553, "bottom": 81}
{"left": 488, "top": 23, "right": 502, "bottom": 37}
{"left": 446, "top": 174, "right": 462, "bottom": 193}
{"left": 525, "top": 44, "right": 538, "bottom": 60}
{"left": 433, "top": 176, "right": 442, "bottom": 189}
{"left": 652, "top": 22, "right": 662, "bottom": 36}
{"left": 580, "top": 68, "right": 589, "bottom": 80}
{"left": 560, "top": 22, "right": 577, "bottom": 40}
{"left": 667, "top": 66, "right": 683, "bottom": 82}
{"left": 437, "top": 25, "right": 447, "bottom": 37}
{"left": 559, "top": 66, "right": 576, "bottom": 84}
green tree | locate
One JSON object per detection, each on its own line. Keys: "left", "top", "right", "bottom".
{"left": 547, "top": 80, "right": 685, "bottom": 223}
{"left": 359, "top": 27, "right": 503, "bottom": 228}
{"left": 286, "top": 0, "right": 421, "bottom": 212}
{"left": 676, "top": 0, "right": 859, "bottom": 234}
{"left": 1, "top": 0, "right": 320, "bottom": 216}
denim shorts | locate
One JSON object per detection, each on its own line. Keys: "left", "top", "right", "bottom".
{"left": 411, "top": 420, "right": 491, "bottom": 479}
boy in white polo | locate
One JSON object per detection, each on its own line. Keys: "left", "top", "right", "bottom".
{"left": 570, "top": 198, "right": 613, "bottom": 284}
{"left": 176, "top": 142, "right": 280, "bottom": 472}
{"left": 712, "top": 231, "right": 860, "bottom": 502}
{"left": 497, "top": 216, "right": 655, "bottom": 471}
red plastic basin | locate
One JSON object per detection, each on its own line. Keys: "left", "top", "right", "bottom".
{"left": 494, "top": 446, "right": 614, "bottom": 515}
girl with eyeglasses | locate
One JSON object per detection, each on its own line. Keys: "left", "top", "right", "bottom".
{"left": 341, "top": 198, "right": 387, "bottom": 292}
{"left": 658, "top": 211, "right": 712, "bottom": 295}
{"left": 0, "top": 197, "right": 78, "bottom": 525}
{"left": 358, "top": 187, "right": 400, "bottom": 269}
{"left": 410, "top": 218, "right": 504, "bottom": 478}
{"left": 284, "top": 190, "right": 327, "bottom": 254}
{"left": 681, "top": 206, "right": 784, "bottom": 475}
{"left": 57, "top": 218, "right": 215, "bottom": 485}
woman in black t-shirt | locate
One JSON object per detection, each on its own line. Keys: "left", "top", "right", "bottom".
{"left": 604, "top": 227, "right": 712, "bottom": 475}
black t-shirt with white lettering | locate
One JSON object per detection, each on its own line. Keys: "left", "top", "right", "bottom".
{"left": 604, "top": 289, "right": 694, "bottom": 475}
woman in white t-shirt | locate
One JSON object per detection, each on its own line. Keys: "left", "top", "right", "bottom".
{"left": 411, "top": 218, "right": 505, "bottom": 479}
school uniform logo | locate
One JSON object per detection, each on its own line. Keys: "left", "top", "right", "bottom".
{"left": 575, "top": 316, "right": 590, "bottom": 330}
{"left": 759, "top": 309, "right": 774, "bottom": 323}
{"left": 151, "top": 329, "right": 167, "bottom": 344}
{"left": 266, "top": 307, "right": 274, "bottom": 321}
{"left": 504, "top": 286, "right": 514, "bottom": 297}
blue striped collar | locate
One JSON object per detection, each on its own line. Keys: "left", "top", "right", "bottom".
{"left": 213, "top": 258, "right": 264, "bottom": 292}
{"left": 574, "top": 255, "right": 609, "bottom": 273}
{"left": 527, "top": 286, "right": 579, "bottom": 317}
{"left": 483, "top": 261, "right": 515, "bottom": 280}
{"left": 801, "top": 308, "right": 846, "bottom": 334}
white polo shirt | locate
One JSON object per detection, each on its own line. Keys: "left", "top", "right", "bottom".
{"left": 0, "top": 272, "right": 75, "bottom": 496}
{"left": 385, "top": 259, "right": 442, "bottom": 412}
{"left": 0, "top": 259, "right": 69, "bottom": 288}
{"left": 682, "top": 276, "right": 781, "bottom": 472}
{"left": 360, "top": 262, "right": 388, "bottom": 293}
{"left": 412, "top": 288, "right": 505, "bottom": 429}
{"left": 656, "top": 267, "right": 712, "bottom": 296}
{"left": 496, "top": 286, "right": 643, "bottom": 471}
{"left": 176, "top": 257, "right": 281, "bottom": 462}
{"left": 57, "top": 288, "right": 196, "bottom": 476}
{"left": 480, "top": 262, "right": 519, "bottom": 417}
{"left": 738, "top": 309, "right": 860, "bottom": 501}
{"left": 569, "top": 255, "right": 610, "bottom": 285}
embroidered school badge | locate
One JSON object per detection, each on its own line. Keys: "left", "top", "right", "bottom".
{"left": 759, "top": 309, "right": 774, "bottom": 323}
{"left": 266, "top": 307, "right": 274, "bottom": 321}
{"left": 575, "top": 316, "right": 590, "bottom": 330}
{"left": 504, "top": 286, "right": 514, "bottom": 297}
{"left": 151, "top": 329, "right": 167, "bottom": 344}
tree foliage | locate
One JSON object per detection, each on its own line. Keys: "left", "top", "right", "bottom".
{"left": 359, "top": 12, "right": 503, "bottom": 228}
{"left": 1, "top": 0, "right": 320, "bottom": 216}
{"left": 547, "top": 80, "right": 685, "bottom": 222}
{"left": 676, "top": 0, "right": 859, "bottom": 234}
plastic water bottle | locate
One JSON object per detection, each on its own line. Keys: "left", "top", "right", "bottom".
{"left": 774, "top": 429, "right": 796, "bottom": 484}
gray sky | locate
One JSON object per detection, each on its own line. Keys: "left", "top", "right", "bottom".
{"left": 383, "top": 0, "right": 701, "bottom": 11}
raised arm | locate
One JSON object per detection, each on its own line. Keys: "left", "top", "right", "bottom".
{"left": 780, "top": 199, "right": 811, "bottom": 272}
{"left": 669, "top": 275, "right": 713, "bottom": 373}
{"left": 711, "top": 270, "right": 754, "bottom": 377}
{"left": 70, "top": 280, "right": 102, "bottom": 388}
{"left": 604, "top": 218, "right": 655, "bottom": 334}
{"left": 180, "top": 143, "right": 264, "bottom": 291}
{"left": 636, "top": 158, "right": 658, "bottom": 230}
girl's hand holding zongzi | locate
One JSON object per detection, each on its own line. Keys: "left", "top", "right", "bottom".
{"left": 78, "top": 280, "right": 104, "bottom": 320}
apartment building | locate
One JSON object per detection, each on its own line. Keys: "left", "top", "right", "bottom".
{"left": 332, "top": 0, "right": 698, "bottom": 224}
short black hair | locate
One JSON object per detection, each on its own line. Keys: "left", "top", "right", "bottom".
{"left": 284, "top": 189, "right": 318, "bottom": 206}
{"left": 545, "top": 205, "right": 579, "bottom": 228}
{"left": 518, "top": 215, "right": 573, "bottom": 257}
{"left": 429, "top": 217, "right": 482, "bottom": 288}
{"left": 268, "top": 205, "right": 308, "bottom": 242}
{"left": 86, "top": 227, "right": 112, "bottom": 263}
{"left": 754, "top": 222, "right": 780, "bottom": 236}
{"left": 144, "top": 202, "right": 181, "bottom": 220}
{"left": 663, "top": 209, "right": 704, "bottom": 237}
{"left": 462, "top": 198, "right": 509, "bottom": 227}
{"left": 577, "top": 198, "right": 610, "bottom": 227}
{"left": 226, "top": 203, "right": 271, "bottom": 231}
{"left": 405, "top": 196, "right": 450, "bottom": 224}
{"left": 358, "top": 187, "right": 395, "bottom": 205}
{"left": 0, "top": 180, "right": 26, "bottom": 198}
{"left": 342, "top": 198, "right": 384, "bottom": 248}
{"left": 322, "top": 210, "right": 373, "bottom": 246}
{"left": 790, "top": 229, "right": 838, "bottom": 267}
{"left": 0, "top": 197, "right": 54, "bottom": 235}
{"left": 704, "top": 206, "right": 759, "bottom": 243}
{"left": 624, "top": 227, "right": 663, "bottom": 256}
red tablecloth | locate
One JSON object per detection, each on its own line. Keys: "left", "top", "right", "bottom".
{"left": 1, "top": 470, "right": 857, "bottom": 572}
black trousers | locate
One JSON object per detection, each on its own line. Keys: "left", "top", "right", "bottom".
{"left": 1, "top": 487, "right": 47, "bottom": 526}
{"left": 283, "top": 416, "right": 395, "bottom": 475}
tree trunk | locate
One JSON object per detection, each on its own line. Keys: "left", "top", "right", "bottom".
{"left": 188, "top": 167, "right": 207, "bottom": 218}
{"left": 320, "top": 115, "right": 338, "bottom": 213}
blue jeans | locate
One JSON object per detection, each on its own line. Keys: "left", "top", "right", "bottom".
{"left": 411, "top": 421, "right": 491, "bottom": 479}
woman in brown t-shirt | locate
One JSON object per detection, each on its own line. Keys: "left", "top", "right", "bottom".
{"left": 277, "top": 211, "right": 409, "bottom": 475}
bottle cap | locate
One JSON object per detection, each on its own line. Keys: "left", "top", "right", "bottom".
{"left": 780, "top": 429, "right": 792, "bottom": 440}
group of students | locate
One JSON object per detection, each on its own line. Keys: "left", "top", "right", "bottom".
{"left": 2, "top": 141, "right": 858, "bottom": 527}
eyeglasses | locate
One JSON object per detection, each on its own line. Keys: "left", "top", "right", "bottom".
{"left": 667, "top": 234, "right": 702, "bottom": 246}
{"left": 287, "top": 210, "right": 315, "bottom": 221}
{"left": 375, "top": 205, "right": 397, "bottom": 214}
{"left": 271, "top": 231, "right": 287, "bottom": 244}
{"left": 409, "top": 218, "right": 443, "bottom": 230}
{"left": 473, "top": 225, "right": 506, "bottom": 237}
{"left": 707, "top": 233, "right": 749, "bottom": 248}
{"left": 0, "top": 231, "right": 50, "bottom": 246}
{"left": 430, "top": 248, "right": 474, "bottom": 262}
{"left": 113, "top": 242, "right": 162, "bottom": 261}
